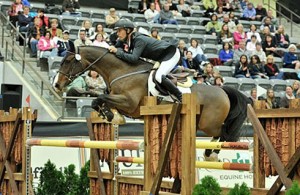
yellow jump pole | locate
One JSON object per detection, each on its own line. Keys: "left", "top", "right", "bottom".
{"left": 195, "top": 141, "right": 253, "bottom": 150}
{"left": 195, "top": 161, "right": 252, "bottom": 171}
{"left": 115, "top": 157, "right": 144, "bottom": 164}
{"left": 26, "top": 139, "right": 144, "bottom": 150}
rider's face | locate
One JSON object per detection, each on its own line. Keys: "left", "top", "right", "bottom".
{"left": 117, "top": 28, "right": 127, "bottom": 41}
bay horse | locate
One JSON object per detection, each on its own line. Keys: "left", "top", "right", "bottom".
{"left": 54, "top": 46, "right": 252, "bottom": 160}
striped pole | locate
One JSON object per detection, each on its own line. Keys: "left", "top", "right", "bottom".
{"left": 195, "top": 141, "right": 252, "bottom": 150}
{"left": 115, "top": 157, "right": 144, "bottom": 164}
{"left": 26, "top": 139, "right": 144, "bottom": 150}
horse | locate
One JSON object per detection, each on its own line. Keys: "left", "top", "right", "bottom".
{"left": 54, "top": 46, "right": 252, "bottom": 160}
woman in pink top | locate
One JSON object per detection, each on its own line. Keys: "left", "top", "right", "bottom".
{"left": 154, "top": 0, "right": 162, "bottom": 11}
{"left": 233, "top": 24, "right": 247, "bottom": 49}
{"left": 93, "top": 33, "right": 109, "bottom": 48}
{"left": 38, "top": 31, "right": 58, "bottom": 58}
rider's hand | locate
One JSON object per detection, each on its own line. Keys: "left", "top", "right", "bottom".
{"left": 109, "top": 46, "right": 117, "bottom": 53}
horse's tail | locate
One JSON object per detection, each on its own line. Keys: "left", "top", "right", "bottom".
{"left": 221, "top": 86, "right": 253, "bottom": 142}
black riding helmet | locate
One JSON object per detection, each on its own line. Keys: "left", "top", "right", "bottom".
{"left": 114, "top": 18, "right": 135, "bottom": 31}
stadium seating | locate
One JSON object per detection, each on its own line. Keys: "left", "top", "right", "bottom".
{"left": 214, "top": 66, "right": 233, "bottom": 77}
{"left": 178, "top": 25, "right": 193, "bottom": 34}
{"left": 254, "top": 78, "right": 272, "bottom": 90}
{"left": 223, "top": 77, "right": 239, "bottom": 89}
{"left": 238, "top": 78, "right": 256, "bottom": 92}
{"left": 163, "top": 24, "right": 179, "bottom": 33}
{"left": 270, "top": 79, "right": 287, "bottom": 92}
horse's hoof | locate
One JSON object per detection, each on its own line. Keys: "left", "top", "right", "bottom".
{"left": 204, "top": 152, "right": 219, "bottom": 162}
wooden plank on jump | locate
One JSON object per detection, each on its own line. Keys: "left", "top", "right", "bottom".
{"left": 140, "top": 104, "right": 200, "bottom": 115}
{"left": 87, "top": 117, "right": 107, "bottom": 195}
{"left": 0, "top": 112, "right": 22, "bottom": 195}
{"left": 267, "top": 145, "right": 300, "bottom": 194}
{"left": 150, "top": 103, "right": 182, "bottom": 195}
{"left": 255, "top": 109, "right": 300, "bottom": 118}
{"left": 247, "top": 105, "right": 292, "bottom": 189}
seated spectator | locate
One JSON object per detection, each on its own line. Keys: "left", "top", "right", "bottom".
{"left": 241, "top": 3, "right": 256, "bottom": 21}
{"left": 177, "top": 0, "right": 191, "bottom": 17}
{"left": 260, "top": 17, "right": 276, "bottom": 33}
{"left": 274, "top": 25, "right": 290, "bottom": 48}
{"left": 265, "top": 89, "right": 280, "bottom": 109}
{"left": 255, "top": 3, "right": 267, "bottom": 21}
{"left": 283, "top": 44, "right": 300, "bottom": 70}
{"left": 231, "top": 0, "right": 242, "bottom": 11}
{"left": 78, "top": 20, "right": 95, "bottom": 40}
{"left": 188, "top": 38, "right": 207, "bottom": 66}
{"left": 18, "top": 6, "right": 33, "bottom": 33}
{"left": 203, "top": 0, "right": 217, "bottom": 17}
{"left": 235, "top": 54, "right": 250, "bottom": 78}
{"left": 246, "top": 35, "right": 258, "bottom": 52}
{"left": 93, "top": 33, "right": 109, "bottom": 48}
{"left": 250, "top": 88, "right": 257, "bottom": 100}
{"left": 150, "top": 28, "right": 161, "bottom": 40}
{"left": 105, "top": 8, "right": 120, "bottom": 28}
{"left": 263, "top": 10, "right": 278, "bottom": 27}
{"left": 264, "top": 55, "right": 283, "bottom": 79}
{"left": 292, "top": 81, "right": 300, "bottom": 98}
{"left": 8, "top": 0, "right": 23, "bottom": 27}
{"left": 160, "top": 3, "right": 178, "bottom": 25}
{"left": 248, "top": 55, "right": 267, "bottom": 79}
{"left": 154, "top": 0, "right": 162, "bottom": 12}
{"left": 204, "top": 63, "right": 219, "bottom": 84}
{"left": 38, "top": 31, "right": 58, "bottom": 58}
{"left": 233, "top": 40, "right": 250, "bottom": 66}
{"left": 178, "top": 39, "right": 187, "bottom": 64}
{"left": 144, "top": 3, "right": 160, "bottom": 23}
{"left": 214, "top": 75, "right": 224, "bottom": 86}
{"left": 280, "top": 86, "right": 295, "bottom": 108}
{"left": 90, "top": 24, "right": 109, "bottom": 41}
{"left": 233, "top": 24, "right": 247, "bottom": 49}
{"left": 262, "top": 34, "right": 277, "bottom": 57}
{"left": 206, "top": 14, "right": 222, "bottom": 36}
{"left": 35, "top": 9, "right": 49, "bottom": 29}
{"left": 62, "top": 0, "right": 81, "bottom": 16}
{"left": 246, "top": 24, "right": 262, "bottom": 43}
{"left": 215, "top": 6, "right": 225, "bottom": 19}
{"left": 240, "top": 0, "right": 249, "bottom": 10}
{"left": 219, "top": 42, "right": 234, "bottom": 65}
{"left": 57, "top": 30, "right": 75, "bottom": 57}
{"left": 252, "top": 42, "right": 266, "bottom": 64}
{"left": 166, "top": 0, "right": 182, "bottom": 17}
{"left": 260, "top": 26, "right": 276, "bottom": 44}
{"left": 138, "top": 0, "right": 150, "bottom": 14}
{"left": 28, "top": 17, "right": 45, "bottom": 57}
{"left": 218, "top": 24, "right": 233, "bottom": 44}
{"left": 222, "top": 14, "right": 236, "bottom": 33}
{"left": 22, "top": 0, "right": 30, "bottom": 7}
{"left": 85, "top": 70, "right": 107, "bottom": 96}
{"left": 229, "top": 11, "right": 239, "bottom": 25}
{"left": 218, "top": 0, "right": 234, "bottom": 12}
{"left": 182, "top": 51, "right": 202, "bottom": 72}
{"left": 74, "top": 30, "right": 93, "bottom": 51}
{"left": 47, "top": 19, "right": 63, "bottom": 40}
{"left": 193, "top": 73, "right": 206, "bottom": 84}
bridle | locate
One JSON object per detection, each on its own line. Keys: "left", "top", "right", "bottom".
{"left": 58, "top": 50, "right": 109, "bottom": 83}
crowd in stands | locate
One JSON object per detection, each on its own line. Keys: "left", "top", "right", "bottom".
{"left": 4, "top": 0, "right": 300, "bottom": 109}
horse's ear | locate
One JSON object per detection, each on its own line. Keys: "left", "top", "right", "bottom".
{"left": 75, "top": 54, "right": 82, "bottom": 61}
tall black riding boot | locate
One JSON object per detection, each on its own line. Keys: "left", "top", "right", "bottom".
{"left": 160, "top": 75, "right": 182, "bottom": 102}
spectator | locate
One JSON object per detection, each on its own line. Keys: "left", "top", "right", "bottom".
{"left": 233, "top": 24, "right": 247, "bottom": 49}
{"left": 138, "top": 0, "right": 150, "bottom": 14}
{"left": 214, "top": 75, "right": 224, "bottom": 86}
{"left": 265, "top": 89, "right": 280, "bottom": 109}
{"left": 233, "top": 40, "right": 250, "bottom": 66}
{"left": 204, "top": 63, "right": 219, "bottom": 84}
{"left": 93, "top": 33, "right": 109, "bottom": 48}
{"left": 62, "top": 0, "right": 81, "bottom": 16}
{"left": 242, "top": 3, "right": 256, "bottom": 21}
{"left": 178, "top": 39, "right": 188, "bottom": 64}
{"left": 292, "top": 81, "right": 300, "bottom": 98}
{"left": 260, "top": 26, "right": 276, "bottom": 44}
{"left": 182, "top": 51, "right": 201, "bottom": 72}
{"left": 274, "top": 25, "right": 290, "bottom": 48}
{"left": 38, "top": 31, "right": 58, "bottom": 58}
{"left": 166, "top": 0, "right": 182, "bottom": 17}
{"left": 203, "top": 0, "right": 217, "bottom": 17}
{"left": 215, "top": 6, "right": 225, "bottom": 19}
{"left": 57, "top": 30, "right": 75, "bottom": 57}
{"left": 219, "top": 42, "right": 234, "bottom": 65}
{"left": 280, "top": 86, "right": 295, "bottom": 108}
{"left": 177, "top": 0, "right": 191, "bottom": 17}
{"left": 248, "top": 55, "right": 267, "bottom": 79}
{"left": 218, "top": 0, "right": 234, "bottom": 12}
{"left": 85, "top": 70, "right": 107, "bottom": 96}
{"left": 18, "top": 6, "right": 33, "bottom": 33}
{"left": 8, "top": 0, "right": 23, "bottom": 27}
{"left": 218, "top": 24, "right": 233, "bottom": 44}
{"left": 47, "top": 19, "right": 63, "bottom": 40}
{"left": 255, "top": 3, "right": 267, "bottom": 21}
{"left": 235, "top": 54, "right": 250, "bottom": 78}
{"left": 193, "top": 73, "right": 206, "bottom": 84}
{"left": 264, "top": 55, "right": 283, "bottom": 79}
{"left": 229, "top": 11, "right": 239, "bottom": 25}
{"left": 22, "top": 0, "right": 30, "bottom": 7}
{"left": 154, "top": 0, "right": 162, "bottom": 12}
{"left": 246, "top": 35, "right": 258, "bottom": 52}
{"left": 90, "top": 24, "right": 109, "bottom": 41}
{"left": 262, "top": 34, "right": 277, "bottom": 57}
{"left": 206, "top": 14, "right": 222, "bottom": 36}
{"left": 250, "top": 88, "right": 257, "bottom": 100}
{"left": 240, "top": 0, "right": 249, "bottom": 10}
{"left": 105, "top": 8, "right": 120, "bottom": 28}
{"left": 246, "top": 24, "right": 262, "bottom": 43}
{"left": 28, "top": 17, "right": 45, "bottom": 57}
{"left": 78, "top": 20, "right": 95, "bottom": 40}
{"left": 35, "top": 9, "right": 49, "bottom": 29}
{"left": 144, "top": 3, "right": 160, "bottom": 23}
{"left": 260, "top": 17, "right": 276, "bottom": 33}
{"left": 252, "top": 42, "right": 266, "bottom": 64}
{"left": 160, "top": 3, "right": 178, "bottom": 25}
{"left": 222, "top": 14, "right": 236, "bottom": 33}
{"left": 231, "top": 0, "right": 242, "bottom": 11}
{"left": 283, "top": 44, "right": 300, "bottom": 70}
{"left": 74, "top": 30, "right": 93, "bottom": 51}
{"left": 263, "top": 10, "right": 278, "bottom": 27}
{"left": 150, "top": 28, "right": 161, "bottom": 40}
{"left": 188, "top": 39, "right": 207, "bottom": 66}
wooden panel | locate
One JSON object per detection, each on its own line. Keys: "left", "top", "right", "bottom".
{"left": 87, "top": 171, "right": 113, "bottom": 180}
{"left": 141, "top": 191, "right": 179, "bottom": 195}
{"left": 255, "top": 109, "right": 300, "bottom": 118}
{"left": 140, "top": 104, "right": 201, "bottom": 115}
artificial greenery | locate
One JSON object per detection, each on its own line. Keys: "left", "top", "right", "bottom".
{"left": 192, "top": 176, "right": 222, "bottom": 195}
{"left": 286, "top": 181, "right": 300, "bottom": 195}
{"left": 227, "top": 182, "right": 250, "bottom": 195}
{"left": 35, "top": 160, "right": 90, "bottom": 195}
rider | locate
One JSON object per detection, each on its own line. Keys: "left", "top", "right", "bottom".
{"left": 108, "top": 18, "right": 182, "bottom": 102}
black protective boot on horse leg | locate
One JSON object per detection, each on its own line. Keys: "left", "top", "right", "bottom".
{"left": 160, "top": 75, "right": 182, "bottom": 102}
